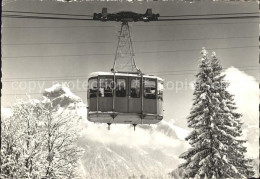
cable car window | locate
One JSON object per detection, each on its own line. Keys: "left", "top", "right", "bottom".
{"left": 88, "top": 78, "right": 98, "bottom": 98}
{"left": 158, "top": 81, "right": 163, "bottom": 101}
{"left": 99, "top": 78, "right": 113, "bottom": 97}
{"left": 116, "top": 79, "right": 126, "bottom": 97}
{"left": 144, "top": 79, "right": 156, "bottom": 99}
{"left": 130, "top": 78, "right": 140, "bottom": 98}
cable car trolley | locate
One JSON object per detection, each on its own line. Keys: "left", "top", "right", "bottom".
{"left": 87, "top": 8, "right": 163, "bottom": 130}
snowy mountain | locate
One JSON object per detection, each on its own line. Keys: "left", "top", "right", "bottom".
{"left": 43, "top": 84, "right": 82, "bottom": 109}
{"left": 76, "top": 120, "right": 190, "bottom": 178}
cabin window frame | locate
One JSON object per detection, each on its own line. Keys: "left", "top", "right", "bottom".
{"left": 88, "top": 77, "right": 98, "bottom": 98}
{"left": 115, "top": 78, "right": 127, "bottom": 97}
{"left": 143, "top": 78, "right": 156, "bottom": 99}
{"left": 99, "top": 76, "right": 114, "bottom": 98}
{"left": 130, "top": 78, "right": 141, "bottom": 98}
{"left": 157, "top": 80, "right": 163, "bottom": 101}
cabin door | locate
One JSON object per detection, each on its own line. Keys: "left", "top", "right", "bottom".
{"left": 128, "top": 77, "right": 141, "bottom": 113}
{"left": 114, "top": 77, "right": 128, "bottom": 113}
{"left": 143, "top": 78, "right": 157, "bottom": 114}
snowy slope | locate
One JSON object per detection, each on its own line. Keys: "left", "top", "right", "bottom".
{"left": 76, "top": 126, "right": 187, "bottom": 178}
{"left": 77, "top": 120, "right": 189, "bottom": 178}
{"left": 78, "top": 140, "right": 178, "bottom": 179}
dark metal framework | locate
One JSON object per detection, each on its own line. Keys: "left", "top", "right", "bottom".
{"left": 93, "top": 8, "right": 159, "bottom": 73}
{"left": 112, "top": 21, "right": 139, "bottom": 73}
{"left": 93, "top": 8, "right": 159, "bottom": 22}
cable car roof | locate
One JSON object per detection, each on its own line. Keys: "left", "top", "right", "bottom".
{"left": 88, "top": 71, "right": 164, "bottom": 81}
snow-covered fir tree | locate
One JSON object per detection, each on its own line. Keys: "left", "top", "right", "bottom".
{"left": 179, "top": 48, "right": 255, "bottom": 178}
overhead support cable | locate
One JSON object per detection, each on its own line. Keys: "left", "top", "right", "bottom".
{"left": 2, "top": 14, "right": 259, "bottom": 21}
{"left": 2, "top": 45, "right": 258, "bottom": 59}
{"left": 2, "top": 36, "right": 257, "bottom": 46}
{"left": 2, "top": 10, "right": 93, "bottom": 17}
{"left": 2, "top": 67, "right": 258, "bottom": 82}
{"left": 2, "top": 21, "right": 259, "bottom": 29}
{"left": 2, "top": 14, "right": 95, "bottom": 21}
{"left": 3, "top": 10, "right": 259, "bottom": 18}
{"left": 157, "top": 15, "right": 259, "bottom": 21}
{"left": 159, "top": 12, "right": 260, "bottom": 18}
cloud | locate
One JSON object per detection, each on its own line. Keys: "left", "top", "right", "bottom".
{"left": 223, "top": 66, "right": 258, "bottom": 126}
{"left": 80, "top": 121, "right": 188, "bottom": 155}
{"left": 223, "top": 67, "right": 259, "bottom": 158}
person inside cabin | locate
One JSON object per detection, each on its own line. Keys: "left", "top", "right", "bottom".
{"left": 131, "top": 88, "right": 137, "bottom": 97}
{"left": 144, "top": 85, "right": 156, "bottom": 99}
{"left": 99, "top": 88, "right": 104, "bottom": 97}
{"left": 135, "top": 87, "right": 140, "bottom": 97}
{"left": 144, "top": 87, "right": 151, "bottom": 98}
{"left": 116, "top": 82, "right": 126, "bottom": 97}
{"left": 99, "top": 79, "right": 113, "bottom": 97}
{"left": 130, "top": 79, "right": 140, "bottom": 98}
{"left": 105, "top": 86, "right": 113, "bottom": 97}
{"left": 90, "top": 87, "right": 97, "bottom": 98}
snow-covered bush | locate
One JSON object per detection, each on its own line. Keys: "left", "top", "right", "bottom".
{"left": 1, "top": 98, "right": 83, "bottom": 178}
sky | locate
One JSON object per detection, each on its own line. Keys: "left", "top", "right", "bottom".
{"left": 1, "top": 0, "right": 259, "bottom": 129}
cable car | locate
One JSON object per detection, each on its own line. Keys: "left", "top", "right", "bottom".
{"left": 87, "top": 72, "right": 163, "bottom": 128}
{"left": 87, "top": 8, "right": 163, "bottom": 129}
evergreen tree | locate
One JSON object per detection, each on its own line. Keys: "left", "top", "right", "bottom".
{"left": 179, "top": 48, "right": 254, "bottom": 178}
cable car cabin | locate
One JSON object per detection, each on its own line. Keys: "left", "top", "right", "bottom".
{"left": 87, "top": 72, "right": 163, "bottom": 125}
